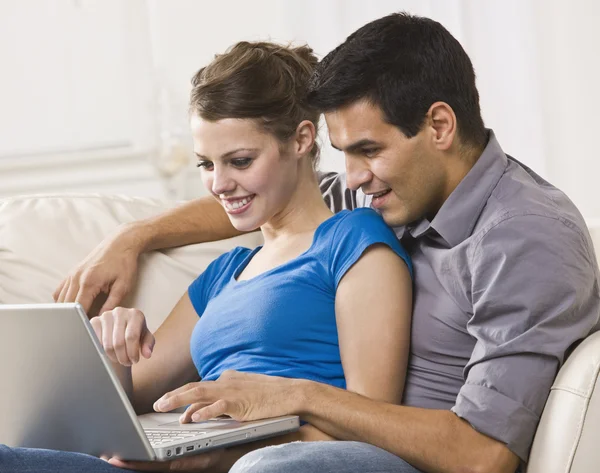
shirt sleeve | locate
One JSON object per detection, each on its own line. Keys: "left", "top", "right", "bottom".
{"left": 187, "top": 247, "right": 249, "bottom": 317}
{"left": 452, "top": 214, "right": 600, "bottom": 462}
{"left": 318, "top": 171, "right": 372, "bottom": 213}
{"left": 329, "top": 209, "right": 412, "bottom": 288}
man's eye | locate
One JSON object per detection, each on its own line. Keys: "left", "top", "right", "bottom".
{"left": 231, "top": 158, "right": 252, "bottom": 168}
{"left": 363, "top": 148, "right": 379, "bottom": 157}
{"left": 196, "top": 161, "right": 214, "bottom": 170}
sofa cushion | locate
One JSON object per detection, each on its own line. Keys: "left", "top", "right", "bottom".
{"left": 0, "top": 194, "right": 262, "bottom": 331}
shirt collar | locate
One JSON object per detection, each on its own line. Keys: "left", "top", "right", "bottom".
{"left": 405, "top": 129, "right": 508, "bottom": 246}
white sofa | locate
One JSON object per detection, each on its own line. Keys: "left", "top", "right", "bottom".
{"left": 1, "top": 193, "right": 599, "bottom": 473}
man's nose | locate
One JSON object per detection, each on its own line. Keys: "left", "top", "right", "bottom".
{"left": 345, "top": 158, "right": 373, "bottom": 191}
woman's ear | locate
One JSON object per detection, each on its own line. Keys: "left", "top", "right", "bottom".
{"left": 294, "top": 120, "right": 317, "bottom": 159}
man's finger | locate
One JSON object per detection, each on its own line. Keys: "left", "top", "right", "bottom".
{"left": 191, "top": 399, "right": 232, "bottom": 423}
{"left": 63, "top": 277, "right": 81, "bottom": 303}
{"left": 53, "top": 279, "right": 66, "bottom": 302}
{"left": 179, "top": 402, "right": 213, "bottom": 423}
{"left": 155, "top": 382, "right": 217, "bottom": 412}
{"left": 75, "top": 284, "right": 99, "bottom": 314}
{"left": 98, "top": 282, "right": 128, "bottom": 315}
{"left": 56, "top": 278, "right": 70, "bottom": 303}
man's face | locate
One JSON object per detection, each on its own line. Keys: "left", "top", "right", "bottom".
{"left": 325, "top": 100, "right": 446, "bottom": 227}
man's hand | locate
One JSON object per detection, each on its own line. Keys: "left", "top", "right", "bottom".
{"left": 53, "top": 224, "right": 144, "bottom": 316}
{"left": 154, "top": 371, "right": 305, "bottom": 423}
{"left": 103, "top": 449, "right": 225, "bottom": 472}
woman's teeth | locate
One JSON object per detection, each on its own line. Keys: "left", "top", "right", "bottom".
{"left": 224, "top": 196, "right": 253, "bottom": 210}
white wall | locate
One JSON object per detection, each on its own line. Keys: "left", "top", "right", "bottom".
{"left": 532, "top": 0, "right": 600, "bottom": 221}
{"left": 1, "top": 0, "right": 600, "bottom": 222}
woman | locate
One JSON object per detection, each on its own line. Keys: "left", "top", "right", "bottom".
{"left": 0, "top": 41, "right": 412, "bottom": 472}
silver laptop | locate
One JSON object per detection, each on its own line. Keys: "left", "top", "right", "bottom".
{"left": 0, "top": 303, "right": 299, "bottom": 461}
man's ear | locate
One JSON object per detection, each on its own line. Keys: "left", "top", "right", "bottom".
{"left": 426, "top": 102, "right": 456, "bottom": 151}
{"left": 294, "top": 120, "right": 317, "bottom": 159}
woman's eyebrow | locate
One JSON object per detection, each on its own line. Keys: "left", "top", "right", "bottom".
{"left": 195, "top": 148, "right": 260, "bottom": 160}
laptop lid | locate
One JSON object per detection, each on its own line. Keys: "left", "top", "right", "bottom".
{"left": 0, "top": 303, "right": 299, "bottom": 461}
{"left": 0, "top": 303, "right": 155, "bottom": 460}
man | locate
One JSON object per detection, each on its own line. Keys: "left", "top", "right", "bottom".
{"left": 55, "top": 13, "right": 599, "bottom": 473}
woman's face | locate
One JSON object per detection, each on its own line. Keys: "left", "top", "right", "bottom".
{"left": 190, "top": 114, "right": 299, "bottom": 232}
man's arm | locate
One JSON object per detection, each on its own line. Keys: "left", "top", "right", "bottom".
{"left": 126, "top": 195, "right": 242, "bottom": 253}
{"left": 155, "top": 371, "right": 518, "bottom": 473}
{"left": 54, "top": 196, "right": 241, "bottom": 314}
{"left": 56, "top": 172, "right": 352, "bottom": 314}
{"left": 155, "top": 214, "right": 600, "bottom": 473}
{"left": 298, "top": 382, "right": 519, "bottom": 473}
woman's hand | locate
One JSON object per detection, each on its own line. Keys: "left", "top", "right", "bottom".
{"left": 90, "top": 307, "right": 155, "bottom": 366}
{"left": 102, "top": 449, "right": 226, "bottom": 472}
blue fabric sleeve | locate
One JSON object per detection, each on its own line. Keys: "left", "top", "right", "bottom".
{"left": 329, "top": 209, "right": 412, "bottom": 289}
{"left": 187, "top": 246, "right": 250, "bottom": 317}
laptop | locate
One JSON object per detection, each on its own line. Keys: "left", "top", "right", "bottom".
{"left": 0, "top": 303, "right": 299, "bottom": 461}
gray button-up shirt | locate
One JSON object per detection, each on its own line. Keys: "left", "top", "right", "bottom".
{"left": 318, "top": 130, "right": 600, "bottom": 462}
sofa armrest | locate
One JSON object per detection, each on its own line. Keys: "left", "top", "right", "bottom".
{"left": 526, "top": 331, "right": 600, "bottom": 473}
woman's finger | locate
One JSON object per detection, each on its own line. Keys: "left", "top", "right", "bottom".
{"left": 90, "top": 317, "right": 103, "bottom": 347}
{"left": 112, "top": 310, "right": 132, "bottom": 366}
{"left": 140, "top": 328, "right": 155, "bottom": 359}
{"left": 124, "top": 312, "right": 143, "bottom": 364}
{"left": 107, "top": 449, "right": 223, "bottom": 471}
{"left": 100, "top": 314, "right": 117, "bottom": 363}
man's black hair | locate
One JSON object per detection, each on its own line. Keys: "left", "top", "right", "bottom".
{"left": 308, "top": 12, "right": 487, "bottom": 148}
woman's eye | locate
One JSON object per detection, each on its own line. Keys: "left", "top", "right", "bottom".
{"left": 196, "top": 161, "right": 214, "bottom": 170}
{"left": 231, "top": 158, "right": 252, "bottom": 168}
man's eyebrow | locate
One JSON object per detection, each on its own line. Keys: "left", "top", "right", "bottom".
{"left": 194, "top": 148, "right": 259, "bottom": 160}
{"left": 330, "top": 139, "right": 379, "bottom": 154}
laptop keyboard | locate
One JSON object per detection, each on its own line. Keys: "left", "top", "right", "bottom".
{"left": 145, "top": 429, "right": 207, "bottom": 446}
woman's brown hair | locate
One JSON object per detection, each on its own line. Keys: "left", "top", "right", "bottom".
{"left": 190, "top": 41, "right": 320, "bottom": 166}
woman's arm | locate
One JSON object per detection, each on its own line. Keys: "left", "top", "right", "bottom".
{"left": 91, "top": 293, "right": 199, "bottom": 414}
{"left": 335, "top": 244, "right": 412, "bottom": 403}
{"left": 126, "top": 293, "right": 201, "bottom": 414}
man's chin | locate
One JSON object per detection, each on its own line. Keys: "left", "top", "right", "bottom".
{"left": 380, "top": 213, "right": 402, "bottom": 228}
{"left": 378, "top": 208, "right": 412, "bottom": 228}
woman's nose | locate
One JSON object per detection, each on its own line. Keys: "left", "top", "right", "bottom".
{"left": 211, "top": 168, "right": 236, "bottom": 196}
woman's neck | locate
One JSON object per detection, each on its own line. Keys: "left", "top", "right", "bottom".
{"left": 260, "top": 168, "right": 333, "bottom": 248}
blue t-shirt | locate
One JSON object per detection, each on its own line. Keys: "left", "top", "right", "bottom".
{"left": 188, "top": 208, "right": 412, "bottom": 389}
